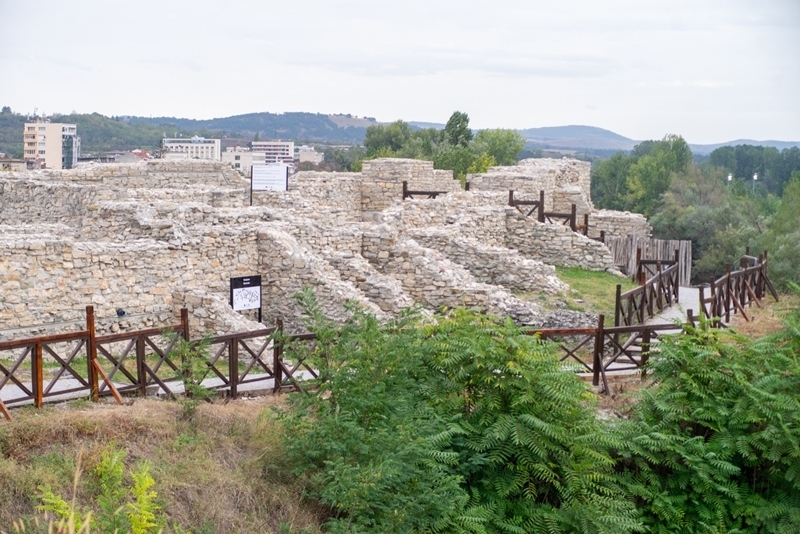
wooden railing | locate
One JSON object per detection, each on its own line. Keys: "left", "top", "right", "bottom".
{"left": 402, "top": 181, "right": 449, "bottom": 200}
{"left": 615, "top": 260, "right": 680, "bottom": 327}
{"left": 698, "top": 250, "right": 779, "bottom": 326}
{"left": 0, "top": 307, "right": 318, "bottom": 419}
{"left": 526, "top": 314, "right": 685, "bottom": 395}
{"left": 508, "top": 189, "right": 545, "bottom": 222}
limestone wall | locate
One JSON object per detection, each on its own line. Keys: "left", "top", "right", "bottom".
{"left": 588, "top": 210, "right": 652, "bottom": 240}
{"left": 407, "top": 228, "right": 568, "bottom": 294}
{"left": 252, "top": 171, "right": 362, "bottom": 224}
{"left": 360, "top": 158, "right": 461, "bottom": 218}
{"left": 505, "top": 210, "right": 615, "bottom": 271}
{"left": 467, "top": 158, "right": 592, "bottom": 211}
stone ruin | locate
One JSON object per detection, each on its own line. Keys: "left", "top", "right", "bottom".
{"left": 0, "top": 157, "right": 651, "bottom": 339}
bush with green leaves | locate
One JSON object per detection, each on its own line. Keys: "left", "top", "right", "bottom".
{"left": 278, "top": 291, "right": 642, "bottom": 533}
{"left": 614, "top": 314, "right": 800, "bottom": 533}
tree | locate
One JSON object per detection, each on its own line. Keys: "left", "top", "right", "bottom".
{"left": 471, "top": 129, "right": 525, "bottom": 165}
{"left": 445, "top": 111, "right": 473, "bottom": 147}
{"left": 591, "top": 152, "right": 635, "bottom": 210}
{"left": 364, "top": 120, "right": 412, "bottom": 156}
{"left": 1, "top": 106, "right": 10, "bottom": 114}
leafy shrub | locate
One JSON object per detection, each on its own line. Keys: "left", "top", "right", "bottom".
{"left": 614, "top": 316, "right": 800, "bottom": 533}
{"left": 279, "top": 292, "right": 641, "bottom": 533}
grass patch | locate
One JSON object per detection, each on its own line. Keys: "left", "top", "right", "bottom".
{"left": 555, "top": 267, "right": 638, "bottom": 315}
{"left": 0, "top": 397, "right": 323, "bottom": 533}
{"left": 728, "top": 291, "right": 800, "bottom": 338}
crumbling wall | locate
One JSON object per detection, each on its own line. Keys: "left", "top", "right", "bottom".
{"left": 252, "top": 172, "right": 362, "bottom": 224}
{"left": 505, "top": 210, "right": 615, "bottom": 271}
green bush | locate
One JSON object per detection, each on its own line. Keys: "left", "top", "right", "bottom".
{"left": 614, "top": 315, "right": 800, "bottom": 533}
{"left": 279, "top": 292, "right": 641, "bottom": 533}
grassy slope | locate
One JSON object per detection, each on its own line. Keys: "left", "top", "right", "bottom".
{"left": 555, "top": 267, "right": 638, "bottom": 316}
{"left": 0, "top": 397, "right": 322, "bottom": 533}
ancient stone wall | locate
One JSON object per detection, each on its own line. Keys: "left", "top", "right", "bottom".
{"left": 588, "top": 210, "right": 652, "bottom": 240}
{"left": 505, "top": 210, "right": 616, "bottom": 271}
{"left": 407, "top": 228, "right": 568, "bottom": 294}
{"left": 360, "top": 158, "right": 461, "bottom": 219}
{"left": 467, "top": 158, "right": 592, "bottom": 211}
{"left": 252, "top": 171, "right": 362, "bottom": 224}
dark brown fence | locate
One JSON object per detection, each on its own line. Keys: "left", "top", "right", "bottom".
{"left": 615, "top": 259, "right": 680, "bottom": 327}
{"left": 605, "top": 236, "right": 692, "bottom": 286}
{"left": 402, "top": 181, "right": 449, "bottom": 200}
{"left": 0, "top": 307, "right": 318, "bottom": 419}
{"left": 698, "top": 250, "right": 779, "bottom": 326}
{"left": 526, "top": 314, "right": 685, "bottom": 395}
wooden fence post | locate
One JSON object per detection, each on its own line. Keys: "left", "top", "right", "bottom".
{"left": 569, "top": 204, "right": 577, "bottom": 232}
{"left": 229, "top": 335, "right": 239, "bottom": 400}
{"left": 273, "top": 318, "right": 283, "bottom": 394}
{"left": 33, "top": 342, "right": 43, "bottom": 408}
{"left": 86, "top": 305, "right": 99, "bottom": 402}
{"left": 641, "top": 327, "right": 651, "bottom": 380}
{"left": 614, "top": 284, "right": 622, "bottom": 327}
{"left": 592, "top": 314, "right": 604, "bottom": 387}
{"left": 508, "top": 190, "right": 514, "bottom": 206}
{"left": 725, "top": 268, "right": 732, "bottom": 323}
{"left": 136, "top": 334, "right": 147, "bottom": 397}
{"left": 180, "top": 308, "right": 190, "bottom": 341}
{"left": 582, "top": 213, "right": 589, "bottom": 236}
{"left": 538, "top": 190, "right": 545, "bottom": 222}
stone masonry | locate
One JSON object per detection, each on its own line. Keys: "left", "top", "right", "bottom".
{"left": 0, "top": 158, "right": 648, "bottom": 339}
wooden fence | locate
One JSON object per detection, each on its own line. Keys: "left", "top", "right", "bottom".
{"left": 402, "top": 181, "right": 450, "bottom": 200}
{"left": 697, "top": 250, "right": 779, "bottom": 326}
{"left": 507, "top": 189, "right": 602, "bottom": 240}
{"left": 615, "top": 259, "right": 681, "bottom": 327}
{"left": 0, "top": 307, "right": 317, "bottom": 419}
{"left": 526, "top": 314, "right": 686, "bottom": 395}
{"left": 605, "top": 235, "right": 692, "bottom": 287}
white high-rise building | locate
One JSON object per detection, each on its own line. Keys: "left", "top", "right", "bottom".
{"left": 252, "top": 140, "right": 294, "bottom": 164}
{"left": 23, "top": 120, "right": 80, "bottom": 169}
{"left": 161, "top": 136, "right": 221, "bottom": 160}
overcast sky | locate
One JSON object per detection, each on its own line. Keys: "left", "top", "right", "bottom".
{"left": 1, "top": 0, "right": 798, "bottom": 144}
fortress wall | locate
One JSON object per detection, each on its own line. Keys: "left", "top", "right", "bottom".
{"left": 252, "top": 172, "right": 362, "bottom": 224}
{"left": 379, "top": 192, "right": 508, "bottom": 246}
{"left": 467, "top": 158, "right": 593, "bottom": 211}
{"left": 407, "top": 228, "right": 567, "bottom": 294}
{"left": 0, "top": 179, "right": 118, "bottom": 227}
{"left": 0, "top": 226, "right": 263, "bottom": 333}
{"left": 360, "top": 158, "right": 461, "bottom": 218}
{"left": 505, "top": 210, "right": 615, "bottom": 271}
{"left": 255, "top": 227, "right": 384, "bottom": 330}
{"left": 589, "top": 210, "right": 652, "bottom": 240}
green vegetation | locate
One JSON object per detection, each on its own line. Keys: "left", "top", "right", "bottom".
{"left": 2, "top": 291, "right": 799, "bottom": 533}
{"left": 591, "top": 137, "right": 800, "bottom": 288}
{"left": 361, "top": 111, "right": 525, "bottom": 180}
{"left": 555, "top": 267, "right": 638, "bottom": 315}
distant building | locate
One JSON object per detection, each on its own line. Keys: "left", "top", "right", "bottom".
{"left": 0, "top": 159, "right": 28, "bottom": 172}
{"left": 23, "top": 120, "right": 80, "bottom": 169}
{"left": 161, "top": 136, "right": 221, "bottom": 160}
{"left": 221, "top": 146, "right": 259, "bottom": 176}
{"left": 252, "top": 140, "right": 294, "bottom": 164}
{"left": 115, "top": 149, "right": 152, "bottom": 163}
{"left": 297, "top": 146, "right": 324, "bottom": 165}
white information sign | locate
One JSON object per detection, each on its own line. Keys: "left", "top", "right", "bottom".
{"left": 252, "top": 164, "right": 288, "bottom": 191}
{"left": 232, "top": 286, "right": 261, "bottom": 311}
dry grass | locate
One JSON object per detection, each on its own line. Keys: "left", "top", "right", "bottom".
{"left": 0, "top": 395, "right": 323, "bottom": 533}
{"left": 727, "top": 292, "right": 799, "bottom": 338}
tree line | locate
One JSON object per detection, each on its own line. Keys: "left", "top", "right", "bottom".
{"left": 591, "top": 137, "right": 800, "bottom": 288}
{"left": 359, "top": 111, "right": 526, "bottom": 181}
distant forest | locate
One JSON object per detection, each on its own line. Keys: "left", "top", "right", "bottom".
{"left": 0, "top": 108, "right": 370, "bottom": 157}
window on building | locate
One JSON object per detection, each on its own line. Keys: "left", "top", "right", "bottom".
{"left": 235, "top": 163, "right": 240, "bottom": 168}
{"left": 38, "top": 127, "right": 46, "bottom": 131}
{"left": 38, "top": 150, "right": 46, "bottom": 155}
{"left": 235, "top": 155, "right": 240, "bottom": 160}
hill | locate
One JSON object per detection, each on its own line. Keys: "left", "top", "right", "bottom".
{"left": 689, "top": 139, "right": 800, "bottom": 155}
{"left": 519, "top": 125, "right": 638, "bottom": 151}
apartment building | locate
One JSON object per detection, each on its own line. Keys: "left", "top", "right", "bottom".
{"left": 221, "top": 146, "right": 259, "bottom": 176}
{"left": 252, "top": 140, "right": 294, "bottom": 164}
{"left": 162, "top": 136, "right": 221, "bottom": 160}
{"left": 23, "top": 121, "right": 80, "bottom": 169}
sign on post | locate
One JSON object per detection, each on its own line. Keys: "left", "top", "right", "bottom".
{"left": 230, "top": 275, "right": 262, "bottom": 322}
{"left": 250, "top": 164, "right": 288, "bottom": 205}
